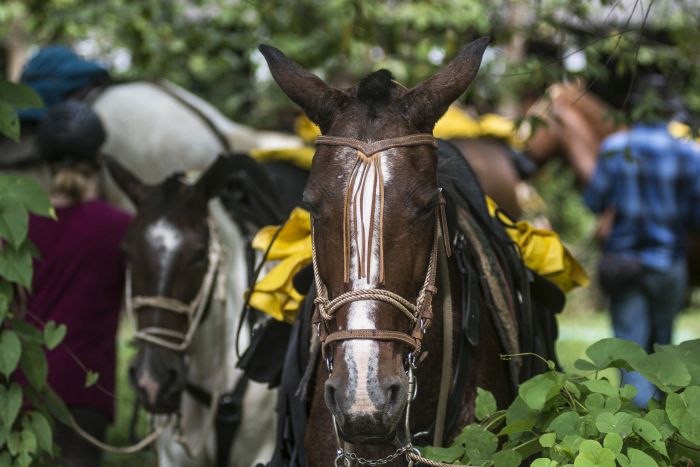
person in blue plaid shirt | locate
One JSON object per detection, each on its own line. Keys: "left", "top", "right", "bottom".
{"left": 584, "top": 75, "right": 700, "bottom": 406}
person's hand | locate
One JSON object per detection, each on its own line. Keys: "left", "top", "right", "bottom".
{"left": 594, "top": 207, "right": 616, "bottom": 244}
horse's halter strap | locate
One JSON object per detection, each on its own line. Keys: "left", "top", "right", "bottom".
{"left": 312, "top": 134, "right": 451, "bottom": 364}
{"left": 125, "top": 218, "right": 222, "bottom": 352}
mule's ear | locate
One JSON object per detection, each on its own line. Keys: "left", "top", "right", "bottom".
{"left": 103, "top": 155, "right": 151, "bottom": 206}
{"left": 403, "top": 37, "right": 489, "bottom": 131}
{"left": 258, "top": 44, "right": 347, "bottom": 132}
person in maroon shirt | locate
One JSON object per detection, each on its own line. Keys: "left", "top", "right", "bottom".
{"left": 27, "top": 100, "right": 131, "bottom": 467}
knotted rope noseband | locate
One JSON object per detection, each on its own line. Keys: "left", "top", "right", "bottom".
{"left": 312, "top": 133, "right": 451, "bottom": 367}
{"left": 125, "top": 218, "right": 222, "bottom": 352}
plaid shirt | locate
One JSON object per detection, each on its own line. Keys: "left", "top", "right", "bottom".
{"left": 584, "top": 123, "right": 700, "bottom": 271}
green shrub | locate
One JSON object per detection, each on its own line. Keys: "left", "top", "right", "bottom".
{"left": 421, "top": 338, "right": 700, "bottom": 466}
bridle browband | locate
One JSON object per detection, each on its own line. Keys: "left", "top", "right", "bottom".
{"left": 125, "top": 218, "right": 222, "bottom": 352}
{"left": 312, "top": 133, "right": 451, "bottom": 367}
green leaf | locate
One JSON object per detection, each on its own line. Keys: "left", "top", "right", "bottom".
{"left": 616, "top": 452, "right": 630, "bottom": 467}
{"left": 582, "top": 379, "right": 618, "bottom": 398}
{"left": 498, "top": 417, "right": 536, "bottom": 435}
{"left": 602, "top": 432, "right": 622, "bottom": 454}
{"left": 540, "top": 432, "right": 557, "bottom": 447}
{"left": 420, "top": 444, "right": 464, "bottom": 463}
{"left": 7, "top": 429, "right": 37, "bottom": 457}
{"left": 0, "top": 81, "right": 43, "bottom": 110}
{"left": 519, "top": 372, "right": 566, "bottom": 410}
{"left": 595, "top": 412, "right": 633, "bottom": 434}
{"left": 626, "top": 448, "right": 658, "bottom": 467}
{"left": 632, "top": 418, "right": 667, "bottom": 457}
{"left": 493, "top": 449, "right": 522, "bottom": 467}
{"left": 619, "top": 384, "right": 637, "bottom": 401}
{"left": 643, "top": 410, "right": 675, "bottom": 440}
{"left": 666, "top": 386, "right": 700, "bottom": 445}
{"left": 547, "top": 411, "right": 581, "bottom": 438}
{"left": 23, "top": 411, "right": 52, "bottom": 454}
{"left": 85, "top": 371, "right": 99, "bottom": 388}
{"left": 0, "top": 242, "right": 33, "bottom": 289}
{"left": 0, "top": 383, "right": 23, "bottom": 429}
{"left": 574, "top": 358, "right": 598, "bottom": 372}
{"left": 475, "top": 387, "right": 497, "bottom": 421}
{"left": 0, "top": 175, "right": 54, "bottom": 218}
{"left": 12, "top": 319, "right": 45, "bottom": 344}
{"left": 0, "top": 200, "right": 29, "bottom": 248}
{"left": 560, "top": 434, "right": 585, "bottom": 457}
{"left": 43, "top": 321, "right": 67, "bottom": 350}
{"left": 41, "top": 386, "right": 71, "bottom": 426}
{"left": 0, "top": 101, "right": 20, "bottom": 142}
{"left": 582, "top": 338, "right": 646, "bottom": 371}
{"left": 633, "top": 352, "right": 692, "bottom": 392}
{"left": 574, "top": 440, "right": 616, "bottom": 467}
{"left": 19, "top": 340, "right": 48, "bottom": 390}
{"left": 455, "top": 425, "right": 498, "bottom": 463}
{"left": 531, "top": 458, "right": 558, "bottom": 467}
{"left": 0, "top": 329, "right": 22, "bottom": 377}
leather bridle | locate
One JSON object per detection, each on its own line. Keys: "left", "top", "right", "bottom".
{"left": 125, "top": 218, "right": 222, "bottom": 352}
{"left": 311, "top": 133, "right": 452, "bottom": 370}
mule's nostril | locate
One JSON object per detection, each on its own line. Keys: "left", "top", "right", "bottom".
{"left": 388, "top": 384, "right": 401, "bottom": 405}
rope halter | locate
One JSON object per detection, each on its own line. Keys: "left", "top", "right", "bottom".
{"left": 311, "top": 133, "right": 452, "bottom": 369}
{"left": 125, "top": 218, "right": 222, "bottom": 352}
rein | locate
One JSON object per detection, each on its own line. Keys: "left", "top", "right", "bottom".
{"left": 125, "top": 218, "right": 222, "bottom": 352}
{"left": 311, "top": 133, "right": 455, "bottom": 466}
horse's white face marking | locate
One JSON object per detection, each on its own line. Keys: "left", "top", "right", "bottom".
{"left": 146, "top": 218, "right": 184, "bottom": 292}
{"left": 342, "top": 153, "right": 393, "bottom": 414}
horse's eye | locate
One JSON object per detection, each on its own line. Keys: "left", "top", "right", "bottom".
{"left": 301, "top": 192, "right": 321, "bottom": 218}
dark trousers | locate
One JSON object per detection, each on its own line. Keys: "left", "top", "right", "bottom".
{"left": 608, "top": 258, "right": 687, "bottom": 406}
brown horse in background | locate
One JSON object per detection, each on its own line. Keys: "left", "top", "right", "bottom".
{"left": 259, "top": 38, "right": 560, "bottom": 466}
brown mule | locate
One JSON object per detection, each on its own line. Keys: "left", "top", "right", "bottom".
{"left": 260, "top": 39, "right": 528, "bottom": 466}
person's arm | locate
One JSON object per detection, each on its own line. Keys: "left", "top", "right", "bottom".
{"left": 583, "top": 145, "right": 613, "bottom": 214}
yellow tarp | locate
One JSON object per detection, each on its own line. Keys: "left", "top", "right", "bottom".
{"left": 248, "top": 208, "right": 312, "bottom": 323}
{"left": 292, "top": 106, "right": 524, "bottom": 149}
{"left": 250, "top": 200, "right": 589, "bottom": 321}
{"left": 250, "top": 147, "right": 315, "bottom": 170}
{"left": 485, "top": 197, "right": 590, "bottom": 293}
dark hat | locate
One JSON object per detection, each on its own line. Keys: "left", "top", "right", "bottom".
{"left": 36, "top": 100, "right": 106, "bottom": 166}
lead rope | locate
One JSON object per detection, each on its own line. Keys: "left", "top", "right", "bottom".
{"left": 69, "top": 414, "right": 173, "bottom": 454}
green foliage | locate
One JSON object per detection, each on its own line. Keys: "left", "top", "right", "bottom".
{"left": 2, "top": 1, "right": 699, "bottom": 129}
{"left": 0, "top": 91, "right": 71, "bottom": 465}
{"left": 419, "top": 338, "right": 700, "bottom": 466}
{"left": 0, "top": 81, "right": 42, "bottom": 142}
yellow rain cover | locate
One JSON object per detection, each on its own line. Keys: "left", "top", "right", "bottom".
{"left": 248, "top": 208, "right": 312, "bottom": 323}
{"left": 668, "top": 121, "right": 700, "bottom": 143}
{"left": 485, "top": 197, "right": 589, "bottom": 292}
{"left": 250, "top": 147, "right": 315, "bottom": 170}
{"left": 293, "top": 107, "right": 524, "bottom": 149}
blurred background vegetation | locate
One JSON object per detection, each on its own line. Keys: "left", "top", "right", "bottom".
{"left": 2, "top": 1, "right": 699, "bottom": 465}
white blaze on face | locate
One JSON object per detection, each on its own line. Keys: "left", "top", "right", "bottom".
{"left": 146, "top": 218, "right": 184, "bottom": 293}
{"left": 343, "top": 153, "right": 393, "bottom": 414}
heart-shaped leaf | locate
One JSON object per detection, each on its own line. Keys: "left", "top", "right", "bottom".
{"left": 85, "top": 370, "right": 99, "bottom": 388}
{"left": 0, "top": 383, "right": 22, "bottom": 429}
{"left": 43, "top": 321, "right": 66, "bottom": 350}
{"left": 0, "top": 330, "right": 21, "bottom": 377}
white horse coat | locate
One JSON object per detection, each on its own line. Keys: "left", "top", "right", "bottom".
{"left": 154, "top": 199, "right": 276, "bottom": 467}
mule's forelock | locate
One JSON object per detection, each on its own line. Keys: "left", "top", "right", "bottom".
{"left": 357, "top": 70, "right": 394, "bottom": 107}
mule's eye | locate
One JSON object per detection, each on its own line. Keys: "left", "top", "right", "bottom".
{"left": 302, "top": 191, "right": 321, "bottom": 218}
{"left": 191, "top": 248, "right": 208, "bottom": 266}
{"left": 417, "top": 191, "right": 440, "bottom": 215}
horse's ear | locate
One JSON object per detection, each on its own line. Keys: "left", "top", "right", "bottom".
{"left": 195, "top": 154, "right": 236, "bottom": 201}
{"left": 103, "top": 155, "right": 151, "bottom": 206}
{"left": 403, "top": 37, "right": 489, "bottom": 131}
{"left": 258, "top": 44, "right": 347, "bottom": 132}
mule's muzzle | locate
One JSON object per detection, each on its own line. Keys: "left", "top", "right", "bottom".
{"left": 325, "top": 375, "right": 408, "bottom": 444}
{"left": 129, "top": 345, "right": 186, "bottom": 414}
